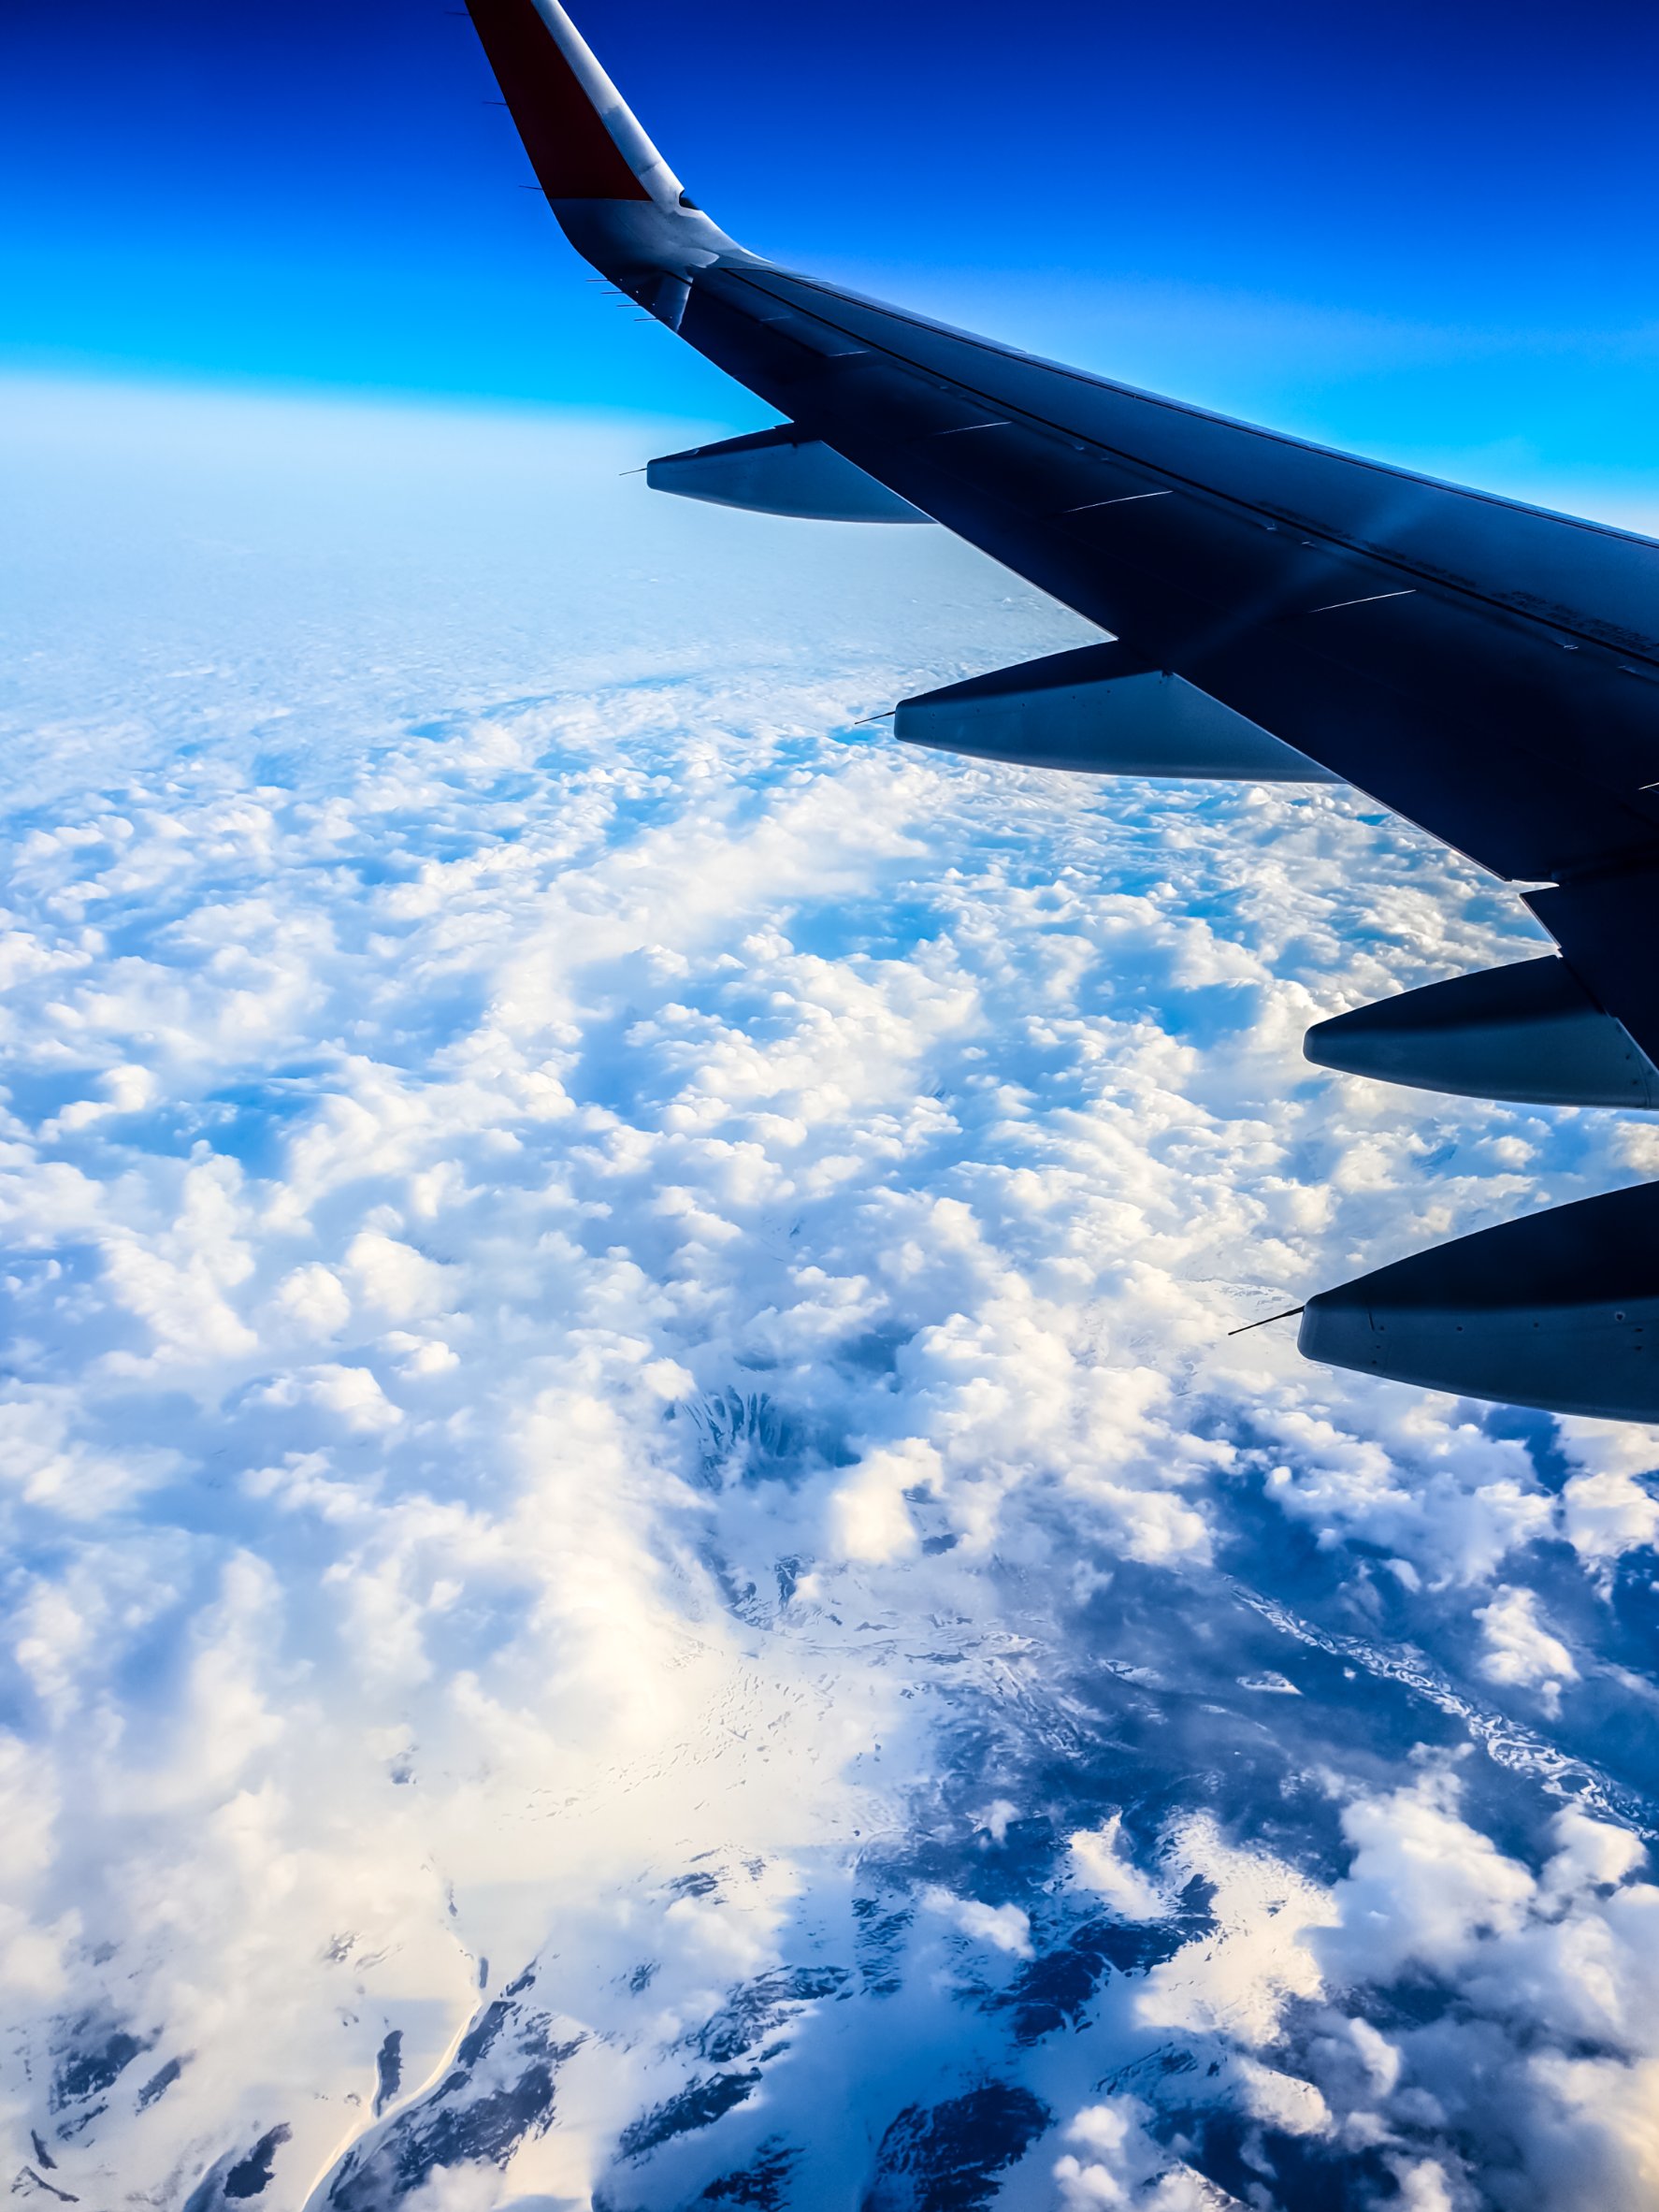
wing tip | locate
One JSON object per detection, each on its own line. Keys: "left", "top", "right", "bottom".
{"left": 466, "top": 0, "right": 675, "bottom": 205}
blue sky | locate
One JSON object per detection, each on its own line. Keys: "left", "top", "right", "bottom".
{"left": 5, "top": 0, "right": 1659, "bottom": 497}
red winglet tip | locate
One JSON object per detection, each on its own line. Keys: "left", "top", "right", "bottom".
{"left": 466, "top": 0, "right": 655, "bottom": 202}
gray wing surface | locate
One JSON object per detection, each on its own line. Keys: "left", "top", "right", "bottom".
{"left": 464, "top": 0, "right": 1659, "bottom": 1423}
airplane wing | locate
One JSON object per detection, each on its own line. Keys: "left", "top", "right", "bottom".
{"left": 464, "top": 0, "right": 1659, "bottom": 1425}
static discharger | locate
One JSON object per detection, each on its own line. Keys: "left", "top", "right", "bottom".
{"left": 1228, "top": 1307, "right": 1306, "bottom": 1338}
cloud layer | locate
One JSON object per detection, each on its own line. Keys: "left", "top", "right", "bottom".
{"left": 2, "top": 376, "right": 1658, "bottom": 2211}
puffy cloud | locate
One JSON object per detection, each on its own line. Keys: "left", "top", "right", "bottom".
{"left": 923, "top": 1887, "right": 1035, "bottom": 1958}
{"left": 1561, "top": 1463, "right": 1659, "bottom": 1564}
{"left": 343, "top": 1230, "right": 454, "bottom": 1321}
{"left": 1320, "top": 1766, "right": 1536, "bottom": 1986}
{"left": 829, "top": 1438, "right": 937, "bottom": 1563}
{"left": 1475, "top": 1585, "right": 1579, "bottom": 1714}
{"left": 1054, "top": 2100, "right": 1242, "bottom": 2209}
{"left": 4, "top": 372, "right": 1658, "bottom": 2206}
{"left": 1388, "top": 2160, "right": 1460, "bottom": 2212}
{"left": 257, "top": 1362, "right": 405, "bottom": 1433}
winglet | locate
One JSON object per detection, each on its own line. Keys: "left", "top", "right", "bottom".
{"left": 465, "top": 0, "right": 749, "bottom": 320}
{"left": 466, "top": 0, "right": 677, "bottom": 204}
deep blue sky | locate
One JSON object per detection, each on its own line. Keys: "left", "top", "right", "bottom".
{"left": 5, "top": 0, "right": 1658, "bottom": 492}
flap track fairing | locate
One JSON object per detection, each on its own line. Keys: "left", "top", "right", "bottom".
{"left": 1300, "top": 1181, "right": 1659, "bottom": 1421}
{"left": 646, "top": 426, "right": 932, "bottom": 523}
{"left": 895, "top": 643, "right": 1340, "bottom": 781}
{"left": 1306, "top": 955, "right": 1659, "bottom": 1109}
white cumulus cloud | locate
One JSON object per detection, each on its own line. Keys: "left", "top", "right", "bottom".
{"left": 2, "top": 371, "right": 1657, "bottom": 2208}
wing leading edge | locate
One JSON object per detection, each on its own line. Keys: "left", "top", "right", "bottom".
{"left": 463, "top": 0, "right": 1659, "bottom": 1424}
